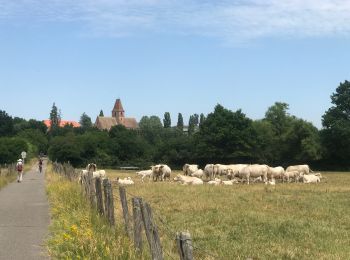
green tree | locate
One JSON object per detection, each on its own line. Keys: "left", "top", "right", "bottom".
{"left": 260, "top": 102, "right": 322, "bottom": 165}
{"left": 99, "top": 110, "right": 104, "bottom": 117}
{"left": 0, "top": 137, "right": 28, "bottom": 164}
{"left": 0, "top": 110, "right": 14, "bottom": 136}
{"left": 163, "top": 112, "right": 171, "bottom": 128}
{"left": 193, "top": 114, "right": 199, "bottom": 126}
{"left": 265, "top": 102, "right": 290, "bottom": 136}
{"left": 321, "top": 80, "right": 350, "bottom": 167}
{"left": 49, "top": 103, "right": 60, "bottom": 130}
{"left": 108, "top": 125, "right": 150, "bottom": 166}
{"left": 17, "top": 129, "right": 49, "bottom": 154}
{"left": 195, "top": 104, "right": 256, "bottom": 163}
{"left": 177, "top": 113, "right": 184, "bottom": 132}
{"left": 48, "top": 135, "right": 82, "bottom": 167}
{"left": 139, "top": 116, "right": 163, "bottom": 145}
{"left": 27, "top": 119, "right": 48, "bottom": 133}
{"left": 79, "top": 112, "right": 92, "bottom": 129}
{"left": 188, "top": 115, "right": 195, "bottom": 135}
{"left": 199, "top": 113, "right": 205, "bottom": 126}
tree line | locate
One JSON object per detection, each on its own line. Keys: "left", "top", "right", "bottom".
{"left": 1, "top": 81, "right": 350, "bottom": 170}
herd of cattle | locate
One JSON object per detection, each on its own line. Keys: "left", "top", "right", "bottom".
{"left": 136, "top": 163, "right": 323, "bottom": 185}
{"left": 79, "top": 163, "right": 323, "bottom": 186}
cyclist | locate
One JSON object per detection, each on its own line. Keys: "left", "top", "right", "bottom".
{"left": 38, "top": 158, "right": 43, "bottom": 173}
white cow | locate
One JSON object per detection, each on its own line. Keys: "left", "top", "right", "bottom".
{"left": 207, "top": 178, "right": 222, "bottom": 186}
{"left": 137, "top": 169, "right": 153, "bottom": 182}
{"left": 151, "top": 165, "right": 162, "bottom": 181}
{"left": 183, "top": 164, "right": 199, "bottom": 176}
{"left": 226, "top": 164, "right": 248, "bottom": 179}
{"left": 116, "top": 177, "right": 134, "bottom": 185}
{"left": 191, "top": 169, "right": 204, "bottom": 178}
{"left": 267, "top": 166, "right": 285, "bottom": 181}
{"left": 93, "top": 170, "right": 106, "bottom": 179}
{"left": 302, "top": 174, "right": 320, "bottom": 183}
{"left": 204, "top": 164, "right": 215, "bottom": 180}
{"left": 173, "top": 174, "right": 203, "bottom": 185}
{"left": 159, "top": 164, "right": 171, "bottom": 181}
{"left": 79, "top": 166, "right": 106, "bottom": 184}
{"left": 286, "top": 165, "right": 312, "bottom": 175}
{"left": 78, "top": 169, "right": 88, "bottom": 184}
{"left": 214, "top": 164, "right": 229, "bottom": 177}
{"left": 222, "top": 180, "right": 235, "bottom": 185}
{"left": 238, "top": 164, "right": 268, "bottom": 184}
{"left": 283, "top": 170, "right": 300, "bottom": 183}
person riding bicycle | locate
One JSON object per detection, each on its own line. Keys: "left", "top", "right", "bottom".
{"left": 38, "top": 158, "right": 43, "bottom": 173}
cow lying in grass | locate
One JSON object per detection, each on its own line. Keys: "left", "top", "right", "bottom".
{"left": 173, "top": 174, "right": 203, "bottom": 185}
{"left": 115, "top": 177, "right": 134, "bottom": 185}
{"left": 302, "top": 174, "right": 321, "bottom": 183}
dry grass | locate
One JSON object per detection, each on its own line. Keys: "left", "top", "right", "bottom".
{"left": 45, "top": 165, "right": 140, "bottom": 259}
{"left": 0, "top": 159, "right": 35, "bottom": 189}
{"left": 106, "top": 169, "right": 350, "bottom": 260}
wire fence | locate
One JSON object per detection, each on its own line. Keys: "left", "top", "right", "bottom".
{"left": 52, "top": 161, "right": 222, "bottom": 260}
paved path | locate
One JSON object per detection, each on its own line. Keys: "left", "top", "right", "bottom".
{"left": 0, "top": 161, "right": 49, "bottom": 260}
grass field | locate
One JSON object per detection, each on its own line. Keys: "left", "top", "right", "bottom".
{"left": 107, "top": 170, "right": 350, "bottom": 260}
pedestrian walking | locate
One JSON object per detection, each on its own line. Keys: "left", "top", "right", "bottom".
{"left": 38, "top": 157, "right": 43, "bottom": 173}
{"left": 16, "top": 159, "right": 23, "bottom": 183}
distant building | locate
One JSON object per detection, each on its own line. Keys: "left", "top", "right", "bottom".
{"left": 43, "top": 119, "right": 80, "bottom": 128}
{"left": 95, "top": 99, "right": 138, "bottom": 131}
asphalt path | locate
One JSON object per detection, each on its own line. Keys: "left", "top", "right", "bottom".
{"left": 0, "top": 161, "right": 49, "bottom": 260}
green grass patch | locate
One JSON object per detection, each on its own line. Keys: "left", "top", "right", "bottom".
{"left": 45, "top": 167, "right": 140, "bottom": 259}
{"left": 106, "top": 170, "right": 350, "bottom": 259}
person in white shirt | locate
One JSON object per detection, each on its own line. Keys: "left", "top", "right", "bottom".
{"left": 16, "top": 159, "right": 23, "bottom": 183}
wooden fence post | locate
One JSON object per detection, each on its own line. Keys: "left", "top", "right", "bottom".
{"left": 88, "top": 171, "right": 96, "bottom": 208}
{"left": 103, "top": 179, "right": 115, "bottom": 226}
{"left": 95, "top": 177, "right": 104, "bottom": 215}
{"left": 132, "top": 197, "right": 143, "bottom": 253}
{"left": 140, "top": 199, "right": 163, "bottom": 260}
{"left": 176, "top": 232, "right": 193, "bottom": 260}
{"left": 119, "top": 186, "right": 132, "bottom": 238}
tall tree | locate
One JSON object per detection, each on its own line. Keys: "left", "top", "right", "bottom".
{"left": 0, "top": 110, "right": 14, "bottom": 136}
{"left": 193, "top": 114, "right": 199, "bottom": 126}
{"left": 177, "top": 113, "right": 184, "bottom": 132}
{"left": 163, "top": 112, "right": 171, "bottom": 128}
{"left": 199, "top": 113, "right": 205, "bottom": 126}
{"left": 265, "top": 102, "right": 290, "bottom": 136}
{"left": 321, "top": 80, "right": 350, "bottom": 166}
{"left": 80, "top": 112, "right": 92, "bottom": 129}
{"left": 49, "top": 103, "right": 60, "bottom": 129}
{"left": 99, "top": 110, "right": 104, "bottom": 117}
{"left": 188, "top": 115, "right": 195, "bottom": 135}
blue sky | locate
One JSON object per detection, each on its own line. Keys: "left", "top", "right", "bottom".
{"left": 0, "top": 1, "right": 349, "bottom": 128}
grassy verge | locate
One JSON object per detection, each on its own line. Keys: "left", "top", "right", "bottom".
{"left": 0, "top": 169, "right": 16, "bottom": 189}
{"left": 107, "top": 170, "right": 350, "bottom": 260}
{"left": 0, "top": 159, "right": 35, "bottom": 190}
{"left": 45, "top": 165, "right": 138, "bottom": 259}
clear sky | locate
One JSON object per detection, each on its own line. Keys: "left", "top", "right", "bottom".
{"left": 0, "top": 1, "right": 349, "bottom": 128}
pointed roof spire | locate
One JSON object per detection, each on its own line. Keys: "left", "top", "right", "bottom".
{"left": 113, "top": 98, "right": 124, "bottom": 112}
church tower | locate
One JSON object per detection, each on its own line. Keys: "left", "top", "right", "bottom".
{"left": 112, "top": 99, "right": 125, "bottom": 123}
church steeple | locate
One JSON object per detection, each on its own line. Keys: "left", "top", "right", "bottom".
{"left": 112, "top": 99, "right": 125, "bottom": 123}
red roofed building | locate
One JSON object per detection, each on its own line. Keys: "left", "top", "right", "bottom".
{"left": 95, "top": 99, "right": 138, "bottom": 131}
{"left": 43, "top": 120, "right": 80, "bottom": 128}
